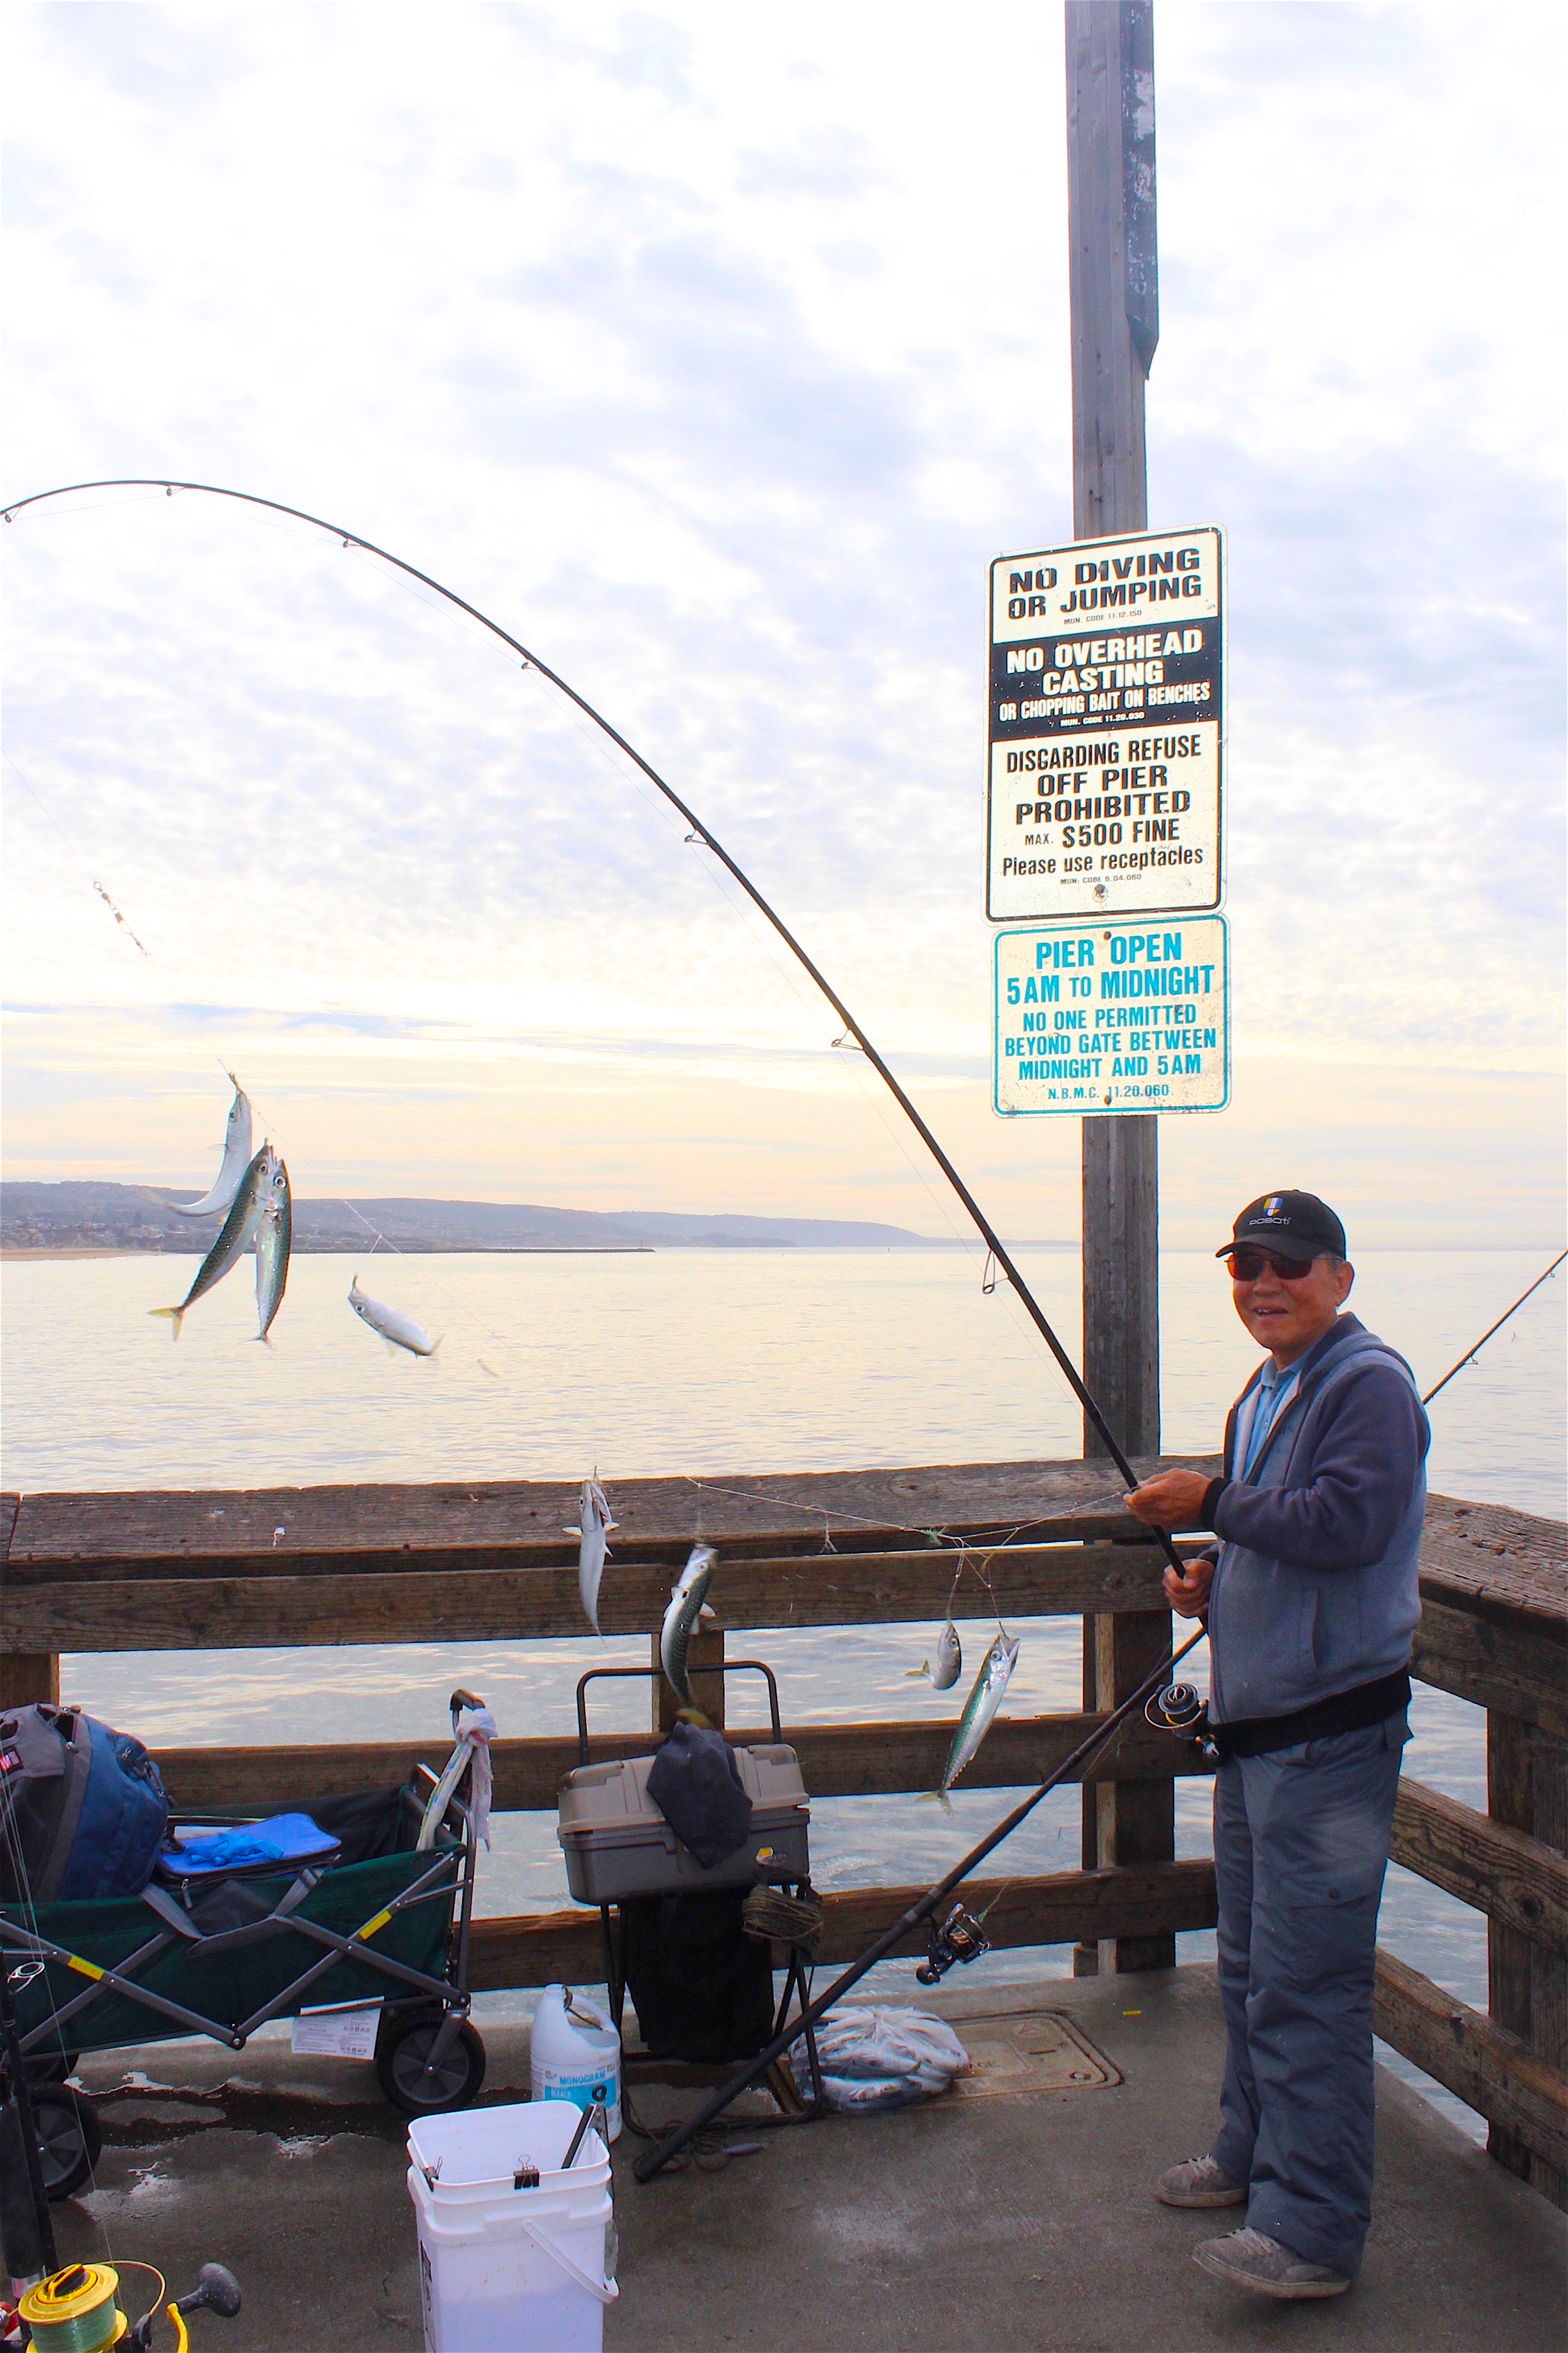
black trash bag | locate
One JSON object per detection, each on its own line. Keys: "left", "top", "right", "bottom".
{"left": 647, "top": 1722, "right": 753, "bottom": 1869}
{"left": 620, "top": 1890, "right": 774, "bottom": 2064}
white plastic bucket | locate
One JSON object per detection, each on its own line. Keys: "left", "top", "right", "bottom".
{"left": 409, "top": 2100, "right": 609, "bottom": 2212}
{"left": 408, "top": 2102, "right": 618, "bottom": 2353}
{"left": 529, "top": 1985, "right": 622, "bottom": 2142}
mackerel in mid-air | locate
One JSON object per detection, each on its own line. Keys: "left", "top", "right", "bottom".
{"left": 347, "top": 1274, "right": 441, "bottom": 1358}
{"left": 171, "top": 1078, "right": 253, "bottom": 1217}
{"left": 567, "top": 1477, "right": 618, "bottom": 1636}
{"left": 150, "top": 1144, "right": 276, "bottom": 1340}
{"left": 660, "top": 1543, "right": 718, "bottom": 1710}
{"left": 253, "top": 1157, "right": 292, "bottom": 1342}
{"left": 937, "top": 1631, "right": 1021, "bottom": 1801}
{"left": 906, "top": 1619, "right": 962, "bottom": 1692}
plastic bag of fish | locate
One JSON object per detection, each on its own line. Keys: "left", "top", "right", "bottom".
{"left": 784, "top": 2005, "right": 970, "bottom": 2113}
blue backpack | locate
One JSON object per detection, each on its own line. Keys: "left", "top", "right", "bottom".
{"left": 0, "top": 1703, "right": 169, "bottom": 1905}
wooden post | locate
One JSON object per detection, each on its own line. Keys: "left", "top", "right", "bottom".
{"left": 652, "top": 1621, "right": 726, "bottom": 1735}
{"left": 1489, "top": 1707, "right": 1568, "bottom": 2206}
{"left": 1067, "top": 0, "right": 1173, "bottom": 1974}
{"left": 0, "top": 1653, "right": 60, "bottom": 1711}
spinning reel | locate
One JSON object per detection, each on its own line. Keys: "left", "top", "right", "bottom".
{"left": 916, "top": 1903, "right": 990, "bottom": 1986}
{"left": 1145, "top": 1681, "right": 1223, "bottom": 1765}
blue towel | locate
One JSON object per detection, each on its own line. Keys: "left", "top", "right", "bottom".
{"left": 162, "top": 1813, "right": 337, "bottom": 1874}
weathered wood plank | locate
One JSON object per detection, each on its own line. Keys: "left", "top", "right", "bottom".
{"left": 1487, "top": 1711, "right": 1536, "bottom": 2184}
{"left": 1391, "top": 1775, "right": 1568, "bottom": 1949}
{"left": 0, "top": 1494, "right": 17, "bottom": 1564}
{"left": 1091, "top": 1609, "right": 1175, "bottom": 1972}
{"left": 4, "top": 1457, "right": 1216, "bottom": 1578}
{"left": 150, "top": 1711, "right": 1211, "bottom": 1817}
{"left": 1374, "top": 1947, "right": 1568, "bottom": 2186}
{"left": 1413, "top": 1600, "right": 1567, "bottom": 1738}
{"left": 1526, "top": 1726, "right": 1568, "bottom": 2207}
{"left": 465, "top": 1860, "right": 1220, "bottom": 1990}
{"left": 1420, "top": 1495, "right": 1567, "bottom": 1628}
{"left": 0, "top": 1653, "right": 59, "bottom": 1711}
{"left": 2, "top": 1542, "right": 1178, "bottom": 1652}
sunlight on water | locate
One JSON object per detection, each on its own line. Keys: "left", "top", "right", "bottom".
{"left": 2, "top": 1243, "right": 1562, "bottom": 2137}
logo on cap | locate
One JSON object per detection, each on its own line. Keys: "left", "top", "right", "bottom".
{"left": 1263, "top": 1195, "right": 1284, "bottom": 1218}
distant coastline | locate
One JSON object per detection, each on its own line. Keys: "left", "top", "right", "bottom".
{"left": 0, "top": 1180, "right": 950, "bottom": 1257}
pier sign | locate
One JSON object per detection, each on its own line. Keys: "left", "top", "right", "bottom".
{"left": 993, "top": 915, "right": 1230, "bottom": 1116}
{"left": 986, "top": 525, "right": 1225, "bottom": 922}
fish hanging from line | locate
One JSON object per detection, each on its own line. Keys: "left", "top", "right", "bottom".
{"left": 347, "top": 1273, "right": 442, "bottom": 1358}
{"left": 906, "top": 1619, "right": 962, "bottom": 1692}
{"left": 567, "top": 1477, "right": 618, "bottom": 1636}
{"left": 936, "top": 1631, "right": 1021, "bottom": 1806}
{"left": 660, "top": 1543, "right": 718, "bottom": 1712}
{"left": 150, "top": 1144, "right": 277, "bottom": 1340}
{"left": 253, "top": 1156, "right": 291, "bottom": 1343}
{"left": 170, "top": 1078, "right": 253, "bottom": 1217}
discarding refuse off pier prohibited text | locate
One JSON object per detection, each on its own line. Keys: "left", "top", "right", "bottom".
{"left": 987, "top": 523, "right": 1230, "bottom": 1119}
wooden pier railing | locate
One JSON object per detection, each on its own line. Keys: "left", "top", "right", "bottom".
{"left": 1, "top": 1462, "right": 1563, "bottom": 2210}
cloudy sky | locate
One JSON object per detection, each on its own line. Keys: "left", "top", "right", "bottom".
{"left": 2, "top": 0, "right": 1563, "bottom": 1248}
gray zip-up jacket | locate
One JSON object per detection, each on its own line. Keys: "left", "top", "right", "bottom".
{"left": 1202, "top": 1315, "right": 1430, "bottom": 1724}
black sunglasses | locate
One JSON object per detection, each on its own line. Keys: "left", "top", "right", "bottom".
{"left": 1226, "top": 1248, "right": 1321, "bottom": 1284}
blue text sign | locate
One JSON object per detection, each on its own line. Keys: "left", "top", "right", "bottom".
{"left": 993, "top": 915, "right": 1230, "bottom": 1116}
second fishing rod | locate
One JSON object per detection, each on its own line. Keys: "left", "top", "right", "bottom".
{"left": 633, "top": 1615, "right": 1210, "bottom": 2181}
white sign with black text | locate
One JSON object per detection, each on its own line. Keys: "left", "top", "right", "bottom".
{"left": 986, "top": 525, "right": 1225, "bottom": 921}
{"left": 993, "top": 915, "right": 1230, "bottom": 1117}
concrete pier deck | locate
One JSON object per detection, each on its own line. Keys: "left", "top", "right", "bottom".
{"left": 54, "top": 1966, "right": 1565, "bottom": 2352}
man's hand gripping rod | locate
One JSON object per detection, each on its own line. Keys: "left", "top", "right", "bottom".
{"left": 633, "top": 1618, "right": 1209, "bottom": 2181}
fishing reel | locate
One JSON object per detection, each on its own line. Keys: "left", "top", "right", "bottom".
{"left": 916, "top": 1903, "right": 991, "bottom": 1987}
{"left": 1145, "top": 1682, "right": 1223, "bottom": 1765}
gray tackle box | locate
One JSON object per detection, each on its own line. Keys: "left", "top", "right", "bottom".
{"left": 557, "top": 1745, "right": 811, "bottom": 1903}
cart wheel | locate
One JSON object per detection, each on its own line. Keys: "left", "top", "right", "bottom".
{"left": 375, "top": 2007, "right": 486, "bottom": 2115}
{"left": 31, "top": 2085, "right": 102, "bottom": 2200}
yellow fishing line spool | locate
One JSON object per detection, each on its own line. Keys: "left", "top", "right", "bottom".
{"left": 19, "top": 2262, "right": 127, "bottom": 2350}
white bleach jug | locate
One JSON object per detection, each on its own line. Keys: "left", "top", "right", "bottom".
{"left": 530, "top": 1984, "right": 622, "bottom": 2142}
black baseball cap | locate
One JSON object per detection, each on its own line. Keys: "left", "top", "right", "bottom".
{"left": 1216, "top": 1190, "right": 1347, "bottom": 1265}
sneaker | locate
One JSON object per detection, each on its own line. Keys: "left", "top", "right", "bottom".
{"left": 1193, "top": 2226, "right": 1351, "bottom": 2300}
{"left": 1154, "top": 2155, "right": 1247, "bottom": 2209}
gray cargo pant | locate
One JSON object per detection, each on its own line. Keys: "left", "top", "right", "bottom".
{"left": 1210, "top": 1712, "right": 1409, "bottom": 2277}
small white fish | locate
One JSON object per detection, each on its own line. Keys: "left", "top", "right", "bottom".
{"left": 566, "top": 1477, "right": 618, "bottom": 1636}
{"left": 347, "top": 1273, "right": 441, "bottom": 1358}
{"left": 938, "top": 1631, "right": 1021, "bottom": 1801}
{"left": 151, "top": 1144, "right": 277, "bottom": 1340}
{"left": 660, "top": 1543, "right": 717, "bottom": 1710}
{"left": 253, "top": 1156, "right": 291, "bottom": 1343}
{"left": 906, "top": 1620, "right": 962, "bottom": 1692}
{"left": 171, "top": 1078, "right": 253, "bottom": 1217}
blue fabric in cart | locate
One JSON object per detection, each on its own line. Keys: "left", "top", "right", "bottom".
{"left": 162, "top": 1814, "right": 340, "bottom": 1874}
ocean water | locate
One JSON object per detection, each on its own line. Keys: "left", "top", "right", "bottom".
{"left": 2, "top": 1243, "right": 1563, "bottom": 2138}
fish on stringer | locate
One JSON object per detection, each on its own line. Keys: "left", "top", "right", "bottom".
{"left": 253, "top": 1157, "right": 291, "bottom": 1343}
{"left": 660, "top": 1543, "right": 718, "bottom": 1716}
{"left": 150, "top": 1144, "right": 277, "bottom": 1340}
{"left": 347, "top": 1273, "right": 442, "bottom": 1358}
{"left": 906, "top": 1619, "right": 962, "bottom": 1692}
{"left": 567, "top": 1477, "right": 618, "bottom": 1636}
{"left": 933, "top": 1630, "right": 1021, "bottom": 1808}
{"left": 170, "top": 1078, "right": 253, "bottom": 1217}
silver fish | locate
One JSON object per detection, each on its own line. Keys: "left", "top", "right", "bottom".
{"left": 906, "top": 1620, "right": 962, "bottom": 1692}
{"left": 347, "top": 1273, "right": 441, "bottom": 1358}
{"left": 938, "top": 1631, "right": 1021, "bottom": 1799}
{"left": 171, "top": 1078, "right": 253, "bottom": 1217}
{"left": 150, "top": 1144, "right": 276, "bottom": 1340}
{"left": 253, "top": 1156, "right": 291, "bottom": 1342}
{"left": 566, "top": 1477, "right": 618, "bottom": 1636}
{"left": 660, "top": 1543, "right": 717, "bottom": 1709}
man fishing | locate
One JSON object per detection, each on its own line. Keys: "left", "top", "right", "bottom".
{"left": 1125, "top": 1189, "right": 1429, "bottom": 2304}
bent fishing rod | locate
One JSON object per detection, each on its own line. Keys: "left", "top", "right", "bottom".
{"left": 634, "top": 1617, "right": 1209, "bottom": 2180}
{"left": 2, "top": 476, "right": 1181, "bottom": 1565}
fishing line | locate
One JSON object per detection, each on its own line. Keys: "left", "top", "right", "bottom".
{"left": 1, "top": 478, "right": 1182, "bottom": 1568}
{"left": 1422, "top": 1251, "right": 1566, "bottom": 1405}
